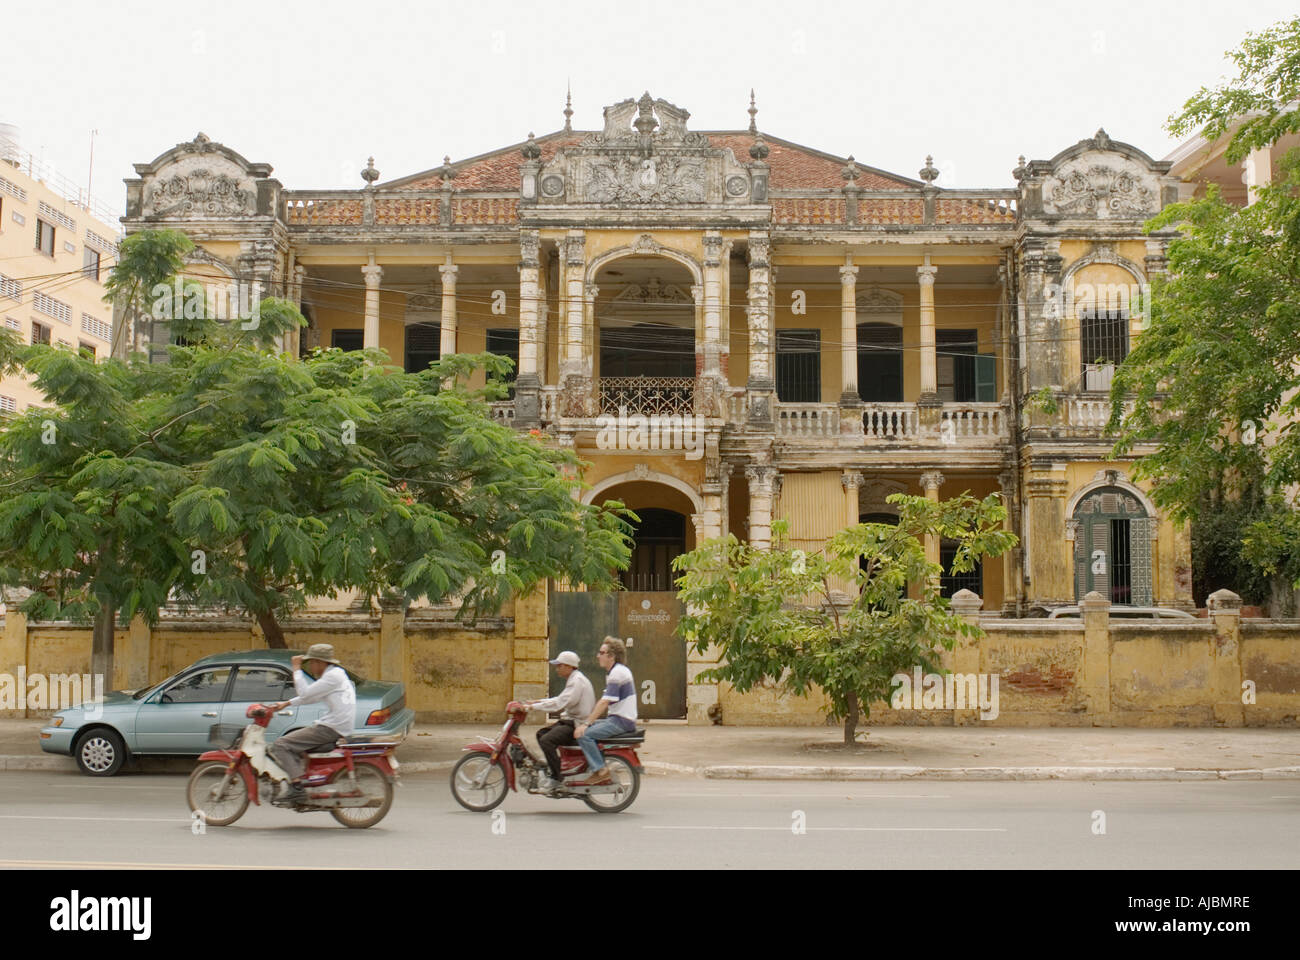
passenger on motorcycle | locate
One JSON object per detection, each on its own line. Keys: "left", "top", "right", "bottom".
{"left": 267, "top": 643, "right": 356, "bottom": 801}
{"left": 522, "top": 651, "right": 595, "bottom": 789}
{"left": 571, "top": 637, "right": 637, "bottom": 787}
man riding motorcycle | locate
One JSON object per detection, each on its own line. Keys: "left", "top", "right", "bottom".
{"left": 267, "top": 643, "right": 356, "bottom": 801}
{"left": 522, "top": 651, "right": 595, "bottom": 791}
{"left": 571, "top": 636, "right": 637, "bottom": 788}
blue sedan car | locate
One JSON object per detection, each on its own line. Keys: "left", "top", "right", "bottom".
{"left": 40, "top": 650, "right": 415, "bottom": 775}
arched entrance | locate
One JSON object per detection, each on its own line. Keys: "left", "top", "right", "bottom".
{"left": 594, "top": 257, "right": 697, "bottom": 416}
{"left": 1071, "top": 485, "right": 1154, "bottom": 605}
{"left": 550, "top": 478, "right": 694, "bottom": 718}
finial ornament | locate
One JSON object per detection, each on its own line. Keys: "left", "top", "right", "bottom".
{"left": 1012, "top": 155, "right": 1027, "bottom": 182}
{"left": 521, "top": 131, "right": 541, "bottom": 160}
{"left": 919, "top": 155, "right": 939, "bottom": 183}
{"left": 564, "top": 82, "right": 573, "bottom": 131}
{"left": 748, "top": 88, "right": 758, "bottom": 134}
{"left": 749, "top": 131, "right": 769, "bottom": 161}
{"left": 841, "top": 155, "right": 859, "bottom": 182}
{"left": 361, "top": 156, "right": 379, "bottom": 184}
{"left": 437, "top": 155, "right": 456, "bottom": 181}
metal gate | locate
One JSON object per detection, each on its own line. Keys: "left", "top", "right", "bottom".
{"left": 548, "top": 591, "right": 686, "bottom": 719}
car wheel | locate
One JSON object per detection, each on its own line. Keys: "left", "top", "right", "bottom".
{"left": 74, "top": 728, "right": 127, "bottom": 776}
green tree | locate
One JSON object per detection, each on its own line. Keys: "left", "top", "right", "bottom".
{"left": 1109, "top": 15, "right": 1300, "bottom": 598}
{"left": 673, "top": 494, "right": 1015, "bottom": 743}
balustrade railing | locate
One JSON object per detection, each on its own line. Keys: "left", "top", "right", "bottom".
{"left": 598, "top": 377, "right": 694, "bottom": 416}
{"left": 488, "top": 401, "right": 515, "bottom": 425}
{"left": 777, "top": 403, "right": 839, "bottom": 437}
{"left": 940, "top": 403, "right": 1005, "bottom": 439}
{"left": 863, "top": 403, "right": 920, "bottom": 440}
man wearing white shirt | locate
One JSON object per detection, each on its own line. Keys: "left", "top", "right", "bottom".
{"left": 268, "top": 643, "right": 356, "bottom": 799}
{"left": 523, "top": 651, "right": 594, "bottom": 787}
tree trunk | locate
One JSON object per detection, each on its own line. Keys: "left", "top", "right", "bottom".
{"left": 843, "top": 690, "right": 860, "bottom": 745}
{"left": 92, "top": 604, "right": 115, "bottom": 688}
{"left": 256, "top": 608, "right": 287, "bottom": 649}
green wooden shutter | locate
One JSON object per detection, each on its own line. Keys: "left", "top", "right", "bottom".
{"left": 1088, "top": 520, "right": 1110, "bottom": 597}
{"left": 975, "top": 354, "right": 996, "bottom": 401}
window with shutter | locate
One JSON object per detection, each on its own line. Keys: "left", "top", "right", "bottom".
{"left": 403, "top": 322, "right": 440, "bottom": 372}
{"left": 776, "top": 329, "right": 820, "bottom": 402}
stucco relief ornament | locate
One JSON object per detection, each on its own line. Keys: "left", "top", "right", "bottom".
{"left": 145, "top": 168, "right": 254, "bottom": 217}
{"left": 1048, "top": 164, "right": 1155, "bottom": 217}
{"left": 584, "top": 155, "right": 707, "bottom": 203}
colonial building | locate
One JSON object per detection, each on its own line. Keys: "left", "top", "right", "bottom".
{"left": 119, "top": 92, "right": 1195, "bottom": 713}
{"left": 0, "top": 128, "right": 120, "bottom": 413}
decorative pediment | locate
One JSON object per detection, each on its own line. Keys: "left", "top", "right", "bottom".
{"left": 1022, "top": 129, "right": 1173, "bottom": 221}
{"left": 132, "top": 133, "right": 276, "bottom": 221}
{"left": 536, "top": 92, "right": 752, "bottom": 206}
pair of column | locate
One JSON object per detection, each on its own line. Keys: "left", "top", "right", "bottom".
{"left": 359, "top": 254, "right": 458, "bottom": 354}
{"left": 834, "top": 254, "right": 939, "bottom": 404}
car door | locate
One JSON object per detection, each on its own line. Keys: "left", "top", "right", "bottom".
{"left": 133, "top": 666, "right": 234, "bottom": 753}
{"left": 221, "top": 665, "right": 299, "bottom": 744}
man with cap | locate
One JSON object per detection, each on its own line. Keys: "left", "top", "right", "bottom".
{"left": 522, "top": 651, "right": 595, "bottom": 790}
{"left": 267, "top": 643, "right": 356, "bottom": 800}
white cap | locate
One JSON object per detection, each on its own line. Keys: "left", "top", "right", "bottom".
{"left": 548, "top": 651, "right": 580, "bottom": 667}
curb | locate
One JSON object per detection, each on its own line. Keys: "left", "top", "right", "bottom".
{"left": 699, "top": 765, "right": 1300, "bottom": 781}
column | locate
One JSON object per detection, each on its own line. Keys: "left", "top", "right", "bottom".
{"left": 516, "top": 230, "right": 542, "bottom": 426}
{"left": 1242, "top": 148, "right": 1271, "bottom": 205}
{"left": 1207, "top": 588, "right": 1244, "bottom": 727}
{"left": 583, "top": 283, "right": 598, "bottom": 380}
{"left": 513, "top": 583, "right": 551, "bottom": 718}
{"left": 840, "top": 254, "right": 859, "bottom": 403}
{"left": 920, "top": 471, "right": 944, "bottom": 579}
{"left": 0, "top": 610, "right": 26, "bottom": 718}
{"left": 917, "top": 255, "right": 938, "bottom": 399}
{"left": 702, "top": 232, "right": 725, "bottom": 379}
{"left": 745, "top": 232, "right": 774, "bottom": 426}
{"left": 439, "top": 254, "right": 458, "bottom": 357}
{"left": 288, "top": 262, "right": 306, "bottom": 358}
{"left": 745, "top": 465, "right": 777, "bottom": 550}
{"left": 361, "top": 255, "right": 382, "bottom": 350}
{"left": 1025, "top": 460, "right": 1070, "bottom": 607}
{"left": 998, "top": 469, "right": 1021, "bottom": 617}
{"left": 560, "top": 232, "right": 588, "bottom": 417}
{"left": 841, "top": 470, "right": 863, "bottom": 530}
{"left": 1079, "top": 590, "right": 1111, "bottom": 722}
{"left": 949, "top": 589, "right": 983, "bottom": 724}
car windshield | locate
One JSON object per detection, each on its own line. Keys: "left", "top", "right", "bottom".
{"left": 132, "top": 671, "right": 183, "bottom": 700}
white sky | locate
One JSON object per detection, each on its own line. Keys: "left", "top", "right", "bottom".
{"left": 3, "top": 0, "right": 1296, "bottom": 214}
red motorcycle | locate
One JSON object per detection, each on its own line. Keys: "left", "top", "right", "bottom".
{"left": 450, "top": 701, "right": 644, "bottom": 814}
{"left": 187, "top": 703, "right": 400, "bottom": 829}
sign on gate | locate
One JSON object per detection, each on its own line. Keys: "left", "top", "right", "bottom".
{"left": 548, "top": 590, "right": 685, "bottom": 719}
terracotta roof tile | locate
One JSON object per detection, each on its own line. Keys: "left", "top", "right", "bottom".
{"left": 386, "top": 130, "right": 917, "bottom": 192}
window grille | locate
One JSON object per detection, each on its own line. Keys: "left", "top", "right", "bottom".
{"left": 0, "top": 274, "right": 20, "bottom": 302}
{"left": 38, "top": 201, "right": 75, "bottom": 231}
{"left": 34, "top": 292, "right": 71, "bottom": 323}
{"left": 1080, "top": 309, "right": 1128, "bottom": 387}
{"left": 0, "top": 177, "right": 26, "bottom": 202}
{"left": 940, "top": 539, "right": 983, "bottom": 598}
{"left": 0, "top": 396, "right": 16, "bottom": 414}
{"left": 81, "top": 313, "right": 111, "bottom": 340}
{"left": 85, "top": 229, "right": 117, "bottom": 253}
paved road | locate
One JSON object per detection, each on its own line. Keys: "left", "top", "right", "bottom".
{"left": 0, "top": 771, "right": 1296, "bottom": 869}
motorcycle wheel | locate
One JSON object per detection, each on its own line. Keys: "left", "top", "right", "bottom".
{"left": 187, "top": 762, "right": 249, "bottom": 826}
{"left": 329, "top": 764, "right": 394, "bottom": 829}
{"left": 450, "top": 752, "right": 509, "bottom": 812}
{"left": 582, "top": 754, "right": 640, "bottom": 814}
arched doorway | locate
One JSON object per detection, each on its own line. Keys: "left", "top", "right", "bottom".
{"left": 595, "top": 258, "right": 696, "bottom": 416}
{"left": 1072, "top": 485, "right": 1154, "bottom": 605}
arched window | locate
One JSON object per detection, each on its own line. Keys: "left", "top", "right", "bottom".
{"left": 1072, "top": 485, "right": 1153, "bottom": 605}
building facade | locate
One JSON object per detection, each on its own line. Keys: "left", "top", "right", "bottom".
{"left": 0, "top": 133, "right": 120, "bottom": 412}
{"left": 119, "top": 92, "right": 1195, "bottom": 630}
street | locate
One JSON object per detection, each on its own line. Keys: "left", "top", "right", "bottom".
{"left": 0, "top": 771, "right": 1296, "bottom": 869}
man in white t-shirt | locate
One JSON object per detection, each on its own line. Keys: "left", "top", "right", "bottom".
{"left": 267, "top": 643, "right": 356, "bottom": 800}
{"left": 571, "top": 636, "right": 637, "bottom": 787}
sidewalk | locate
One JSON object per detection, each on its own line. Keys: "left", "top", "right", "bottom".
{"left": 3, "top": 718, "right": 1296, "bottom": 780}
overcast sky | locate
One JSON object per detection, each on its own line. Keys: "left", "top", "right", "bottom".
{"left": 4, "top": 0, "right": 1295, "bottom": 216}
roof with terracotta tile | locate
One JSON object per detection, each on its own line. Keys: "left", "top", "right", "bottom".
{"left": 383, "top": 130, "right": 920, "bottom": 192}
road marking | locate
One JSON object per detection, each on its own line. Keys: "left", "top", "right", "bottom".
{"left": 0, "top": 815, "right": 192, "bottom": 823}
{"left": 643, "top": 825, "right": 1006, "bottom": 832}
{"left": 667, "top": 793, "right": 952, "bottom": 799}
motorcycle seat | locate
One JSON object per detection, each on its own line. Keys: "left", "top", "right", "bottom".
{"left": 596, "top": 728, "right": 646, "bottom": 744}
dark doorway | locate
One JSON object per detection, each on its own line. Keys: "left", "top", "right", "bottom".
{"left": 404, "top": 322, "right": 440, "bottom": 373}
{"left": 777, "top": 329, "right": 821, "bottom": 402}
{"left": 623, "top": 508, "right": 687, "bottom": 592}
{"left": 485, "top": 328, "right": 519, "bottom": 398}
{"left": 940, "top": 538, "right": 983, "bottom": 598}
{"left": 600, "top": 323, "right": 694, "bottom": 378}
{"left": 858, "top": 323, "right": 903, "bottom": 402}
